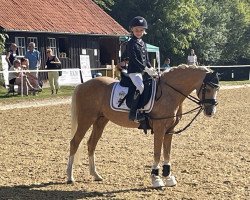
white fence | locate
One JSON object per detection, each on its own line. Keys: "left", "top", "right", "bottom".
{"left": 1, "top": 64, "right": 249, "bottom": 97}
{"left": 0, "top": 67, "right": 116, "bottom": 96}
{"left": 160, "top": 65, "right": 250, "bottom": 80}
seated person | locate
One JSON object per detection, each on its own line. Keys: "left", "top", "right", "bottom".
{"left": 161, "top": 58, "right": 171, "bottom": 71}
{"left": 20, "top": 57, "right": 42, "bottom": 91}
{"left": 8, "top": 59, "right": 37, "bottom": 95}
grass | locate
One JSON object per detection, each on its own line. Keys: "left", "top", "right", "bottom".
{"left": 220, "top": 80, "right": 250, "bottom": 85}
{"left": 0, "top": 85, "right": 76, "bottom": 103}
{"left": 0, "top": 79, "right": 249, "bottom": 103}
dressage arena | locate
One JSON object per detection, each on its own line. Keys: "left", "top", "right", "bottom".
{"left": 0, "top": 86, "right": 249, "bottom": 200}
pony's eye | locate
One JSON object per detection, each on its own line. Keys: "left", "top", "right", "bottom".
{"left": 206, "top": 88, "right": 211, "bottom": 93}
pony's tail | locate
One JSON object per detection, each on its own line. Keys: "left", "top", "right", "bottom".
{"left": 70, "top": 85, "right": 83, "bottom": 163}
{"left": 71, "top": 85, "right": 79, "bottom": 138}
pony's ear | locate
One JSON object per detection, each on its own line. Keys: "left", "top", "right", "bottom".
{"left": 212, "top": 72, "right": 221, "bottom": 79}
{"left": 216, "top": 72, "right": 222, "bottom": 80}
{"left": 206, "top": 72, "right": 220, "bottom": 88}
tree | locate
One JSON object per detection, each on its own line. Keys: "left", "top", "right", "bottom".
{"left": 193, "top": 0, "right": 250, "bottom": 65}
{"left": 192, "top": 0, "right": 229, "bottom": 65}
{"left": 93, "top": 0, "right": 114, "bottom": 11}
{"left": 98, "top": 0, "right": 250, "bottom": 64}
{"left": 0, "top": 33, "right": 7, "bottom": 86}
{"left": 110, "top": 0, "right": 201, "bottom": 65}
{"left": 221, "top": 0, "right": 250, "bottom": 64}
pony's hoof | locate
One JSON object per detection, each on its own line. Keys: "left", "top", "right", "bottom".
{"left": 165, "top": 175, "right": 177, "bottom": 187}
{"left": 94, "top": 176, "right": 103, "bottom": 181}
{"left": 91, "top": 172, "right": 103, "bottom": 181}
{"left": 66, "top": 179, "right": 75, "bottom": 184}
{"left": 151, "top": 175, "right": 165, "bottom": 188}
{"left": 67, "top": 177, "right": 75, "bottom": 185}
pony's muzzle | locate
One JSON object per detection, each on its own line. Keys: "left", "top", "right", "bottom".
{"left": 203, "top": 104, "right": 216, "bottom": 117}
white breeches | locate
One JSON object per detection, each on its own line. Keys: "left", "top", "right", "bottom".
{"left": 128, "top": 73, "right": 144, "bottom": 94}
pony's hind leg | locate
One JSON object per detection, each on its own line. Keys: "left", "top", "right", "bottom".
{"left": 88, "top": 116, "right": 109, "bottom": 181}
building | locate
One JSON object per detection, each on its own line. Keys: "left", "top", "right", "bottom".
{"left": 0, "top": 0, "right": 129, "bottom": 76}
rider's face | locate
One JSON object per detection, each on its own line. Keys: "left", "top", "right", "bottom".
{"left": 131, "top": 26, "right": 145, "bottom": 39}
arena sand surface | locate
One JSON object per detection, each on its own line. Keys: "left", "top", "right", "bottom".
{"left": 0, "top": 87, "right": 249, "bottom": 200}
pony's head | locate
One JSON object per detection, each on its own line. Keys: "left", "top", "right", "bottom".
{"left": 197, "top": 71, "right": 220, "bottom": 117}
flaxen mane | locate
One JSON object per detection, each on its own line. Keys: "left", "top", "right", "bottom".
{"left": 161, "top": 64, "right": 212, "bottom": 78}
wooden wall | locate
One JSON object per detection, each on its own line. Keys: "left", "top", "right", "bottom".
{"left": 5, "top": 32, "right": 120, "bottom": 70}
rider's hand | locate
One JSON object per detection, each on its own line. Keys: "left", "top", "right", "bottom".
{"left": 117, "top": 61, "right": 126, "bottom": 70}
{"left": 144, "top": 67, "right": 158, "bottom": 77}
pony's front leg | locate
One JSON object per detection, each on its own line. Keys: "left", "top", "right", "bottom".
{"left": 151, "top": 128, "right": 165, "bottom": 188}
{"left": 163, "top": 134, "right": 177, "bottom": 187}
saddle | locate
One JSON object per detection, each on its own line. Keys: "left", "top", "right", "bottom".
{"left": 110, "top": 72, "right": 156, "bottom": 113}
{"left": 110, "top": 72, "right": 156, "bottom": 134}
{"left": 120, "top": 72, "right": 154, "bottom": 109}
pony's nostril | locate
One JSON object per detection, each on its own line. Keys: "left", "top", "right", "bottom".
{"left": 204, "top": 111, "right": 213, "bottom": 117}
{"left": 203, "top": 106, "right": 216, "bottom": 117}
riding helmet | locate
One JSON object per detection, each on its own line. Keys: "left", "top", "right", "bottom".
{"left": 129, "top": 16, "right": 148, "bottom": 29}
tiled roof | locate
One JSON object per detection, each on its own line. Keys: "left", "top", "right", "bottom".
{"left": 0, "top": 0, "right": 128, "bottom": 36}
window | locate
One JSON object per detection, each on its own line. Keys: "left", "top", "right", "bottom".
{"left": 15, "top": 37, "right": 26, "bottom": 56}
{"left": 27, "top": 37, "right": 38, "bottom": 50}
{"left": 48, "top": 38, "right": 57, "bottom": 56}
{"left": 58, "top": 37, "right": 69, "bottom": 58}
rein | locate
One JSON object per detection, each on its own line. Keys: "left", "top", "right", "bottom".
{"left": 150, "top": 73, "right": 218, "bottom": 134}
{"left": 153, "top": 76, "right": 203, "bottom": 119}
{"left": 162, "top": 80, "right": 201, "bottom": 105}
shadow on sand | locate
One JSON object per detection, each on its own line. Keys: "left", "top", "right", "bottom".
{"left": 0, "top": 181, "right": 153, "bottom": 200}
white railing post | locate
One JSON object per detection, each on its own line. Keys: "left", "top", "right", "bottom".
{"left": 21, "top": 69, "right": 23, "bottom": 97}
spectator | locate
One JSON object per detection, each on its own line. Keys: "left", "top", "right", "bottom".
{"left": 187, "top": 49, "right": 198, "bottom": 65}
{"left": 161, "top": 58, "right": 171, "bottom": 71}
{"left": 8, "top": 59, "right": 37, "bottom": 95}
{"left": 25, "top": 42, "right": 41, "bottom": 88}
{"left": 45, "top": 48, "right": 61, "bottom": 95}
{"left": 21, "top": 57, "right": 42, "bottom": 92}
{"left": 6, "top": 43, "right": 18, "bottom": 69}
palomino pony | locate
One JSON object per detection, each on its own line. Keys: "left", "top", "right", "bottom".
{"left": 67, "top": 64, "right": 220, "bottom": 188}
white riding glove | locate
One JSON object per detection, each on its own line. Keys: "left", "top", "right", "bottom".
{"left": 144, "top": 67, "right": 158, "bottom": 77}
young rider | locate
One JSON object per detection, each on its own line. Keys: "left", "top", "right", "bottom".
{"left": 125, "top": 16, "right": 157, "bottom": 122}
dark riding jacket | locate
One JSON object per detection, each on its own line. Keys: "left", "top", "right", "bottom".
{"left": 122, "top": 36, "right": 152, "bottom": 74}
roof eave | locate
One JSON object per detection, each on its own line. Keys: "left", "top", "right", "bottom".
{"left": 3, "top": 29, "right": 129, "bottom": 37}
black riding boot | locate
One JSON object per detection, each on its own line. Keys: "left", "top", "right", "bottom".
{"left": 129, "top": 90, "right": 145, "bottom": 122}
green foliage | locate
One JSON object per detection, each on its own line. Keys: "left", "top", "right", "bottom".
{"left": 193, "top": 0, "right": 230, "bottom": 65}
{"left": 0, "top": 33, "right": 7, "bottom": 86}
{"left": 93, "top": 0, "right": 114, "bottom": 10}
{"left": 110, "top": 0, "right": 201, "bottom": 65}
{"left": 0, "top": 33, "right": 6, "bottom": 53}
{"left": 106, "top": 0, "right": 250, "bottom": 65}
{"left": 221, "top": 0, "right": 250, "bottom": 64}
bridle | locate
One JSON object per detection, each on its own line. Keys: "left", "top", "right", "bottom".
{"left": 151, "top": 72, "right": 220, "bottom": 134}
{"left": 198, "top": 72, "right": 220, "bottom": 106}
